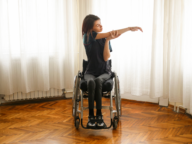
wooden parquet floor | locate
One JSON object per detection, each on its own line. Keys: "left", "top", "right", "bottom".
{"left": 0, "top": 98, "right": 192, "bottom": 144}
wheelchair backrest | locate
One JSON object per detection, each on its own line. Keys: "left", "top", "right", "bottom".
{"left": 82, "top": 59, "right": 112, "bottom": 76}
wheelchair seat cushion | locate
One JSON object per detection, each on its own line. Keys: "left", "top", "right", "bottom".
{"left": 80, "top": 78, "right": 113, "bottom": 92}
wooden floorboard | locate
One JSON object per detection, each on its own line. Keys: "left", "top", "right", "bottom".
{"left": 0, "top": 98, "right": 192, "bottom": 144}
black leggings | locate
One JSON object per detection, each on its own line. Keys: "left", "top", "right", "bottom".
{"left": 84, "top": 73, "right": 111, "bottom": 109}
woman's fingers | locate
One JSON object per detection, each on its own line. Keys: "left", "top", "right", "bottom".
{"left": 116, "top": 30, "right": 118, "bottom": 36}
{"left": 134, "top": 27, "right": 143, "bottom": 32}
{"left": 129, "top": 26, "right": 141, "bottom": 32}
{"left": 137, "top": 27, "right": 143, "bottom": 32}
{"left": 111, "top": 30, "right": 119, "bottom": 37}
{"left": 110, "top": 31, "right": 113, "bottom": 38}
{"left": 109, "top": 31, "right": 112, "bottom": 36}
{"left": 117, "top": 34, "right": 121, "bottom": 38}
{"left": 108, "top": 30, "right": 121, "bottom": 40}
{"left": 113, "top": 33, "right": 121, "bottom": 39}
{"left": 112, "top": 30, "right": 115, "bottom": 36}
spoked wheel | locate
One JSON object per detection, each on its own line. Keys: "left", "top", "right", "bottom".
{"left": 73, "top": 71, "right": 81, "bottom": 124}
{"left": 117, "top": 76, "right": 122, "bottom": 116}
{"left": 72, "top": 76, "right": 77, "bottom": 117}
{"left": 114, "top": 72, "right": 120, "bottom": 121}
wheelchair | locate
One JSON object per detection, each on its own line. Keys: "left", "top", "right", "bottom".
{"left": 72, "top": 59, "right": 122, "bottom": 130}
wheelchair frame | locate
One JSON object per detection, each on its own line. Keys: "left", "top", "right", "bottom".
{"left": 72, "top": 70, "right": 122, "bottom": 130}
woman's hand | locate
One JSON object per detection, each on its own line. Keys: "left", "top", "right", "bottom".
{"left": 106, "top": 30, "right": 121, "bottom": 40}
{"left": 110, "top": 30, "right": 118, "bottom": 36}
{"left": 129, "top": 26, "right": 143, "bottom": 32}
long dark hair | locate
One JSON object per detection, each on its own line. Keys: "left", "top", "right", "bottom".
{"left": 82, "top": 14, "right": 100, "bottom": 42}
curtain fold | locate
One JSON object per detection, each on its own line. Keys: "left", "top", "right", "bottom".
{"left": 150, "top": 0, "right": 164, "bottom": 99}
{"left": 166, "top": 0, "right": 184, "bottom": 103}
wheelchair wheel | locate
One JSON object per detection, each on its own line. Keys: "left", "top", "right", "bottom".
{"left": 72, "top": 76, "right": 77, "bottom": 117}
{"left": 114, "top": 72, "right": 120, "bottom": 120}
{"left": 117, "top": 76, "right": 122, "bottom": 116}
{"left": 75, "top": 118, "right": 80, "bottom": 129}
{"left": 73, "top": 71, "right": 81, "bottom": 122}
{"left": 113, "top": 118, "right": 118, "bottom": 130}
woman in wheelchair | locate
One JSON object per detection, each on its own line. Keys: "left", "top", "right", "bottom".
{"left": 82, "top": 14, "right": 143, "bottom": 128}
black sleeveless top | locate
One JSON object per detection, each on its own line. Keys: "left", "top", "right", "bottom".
{"left": 83, "top": 31, "right": 112, "bottom": 77}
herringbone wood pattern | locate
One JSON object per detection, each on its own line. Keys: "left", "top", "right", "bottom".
{"left": 0, "top": 98, "right": 192, "bottom": 144}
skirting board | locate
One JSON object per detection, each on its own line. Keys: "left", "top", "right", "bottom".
{"left": 121, "top": 93, "right": 158, "bottom": 103}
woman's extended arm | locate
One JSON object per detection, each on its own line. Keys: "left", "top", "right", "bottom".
{"left": 95, "top": 26, "right": 143, "bottom": 40}
{"left": 116, "top": 26, "right": 143, "bottom": 35}
{"left": 116, "top": 27, "right": 130, "bottom": 35}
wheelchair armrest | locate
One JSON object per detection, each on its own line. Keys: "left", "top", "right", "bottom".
{"left": 111, "top": 72, "right": 115, "bottom": 78}
{"left": 78, "top": 71, "right": 83, "bottom": 78}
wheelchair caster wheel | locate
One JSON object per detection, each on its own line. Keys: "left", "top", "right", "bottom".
{"left": 75, "top": 116, "right": 80, "bottom": 129}
{"left": 75, "top": 120, "right": 80, "bottom": 129}
{"left": 114, "top": 116, "right": 119, "bottom": 123}
{"left": 113, "top": 119, "right": 118, "bottom": 130}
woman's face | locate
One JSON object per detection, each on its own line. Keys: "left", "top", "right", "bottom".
{"left": 92, "top": 19, "right": 102, "bottom": 32}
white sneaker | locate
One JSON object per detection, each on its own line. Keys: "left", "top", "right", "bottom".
{"left": 87, "top": 116, "right": 96, "bottom": 128}
{"left": 96, "top": 115, "right": 106, "bottom": 128}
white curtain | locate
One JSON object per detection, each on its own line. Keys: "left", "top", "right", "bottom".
{"left": 79, "top": 0, "right": 192, "bottom": 114}
{"left": 182, "top": 0, "right": 192, "bottom": 114}
{"left": 0, "top": 0, "right": 79, "bottom": 95}
{"left": 1, "top": 0, "right": 192, "bottom": 115}
{"left": 151, "top": 0, "right": 192, "bottom": 113}
{"left": 151, "top": 0, "right": 184, "bottom": 102}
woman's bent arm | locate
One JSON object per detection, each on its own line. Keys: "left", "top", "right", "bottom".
{"left": 103, "top": 39, "right": 110, "bottom": 61}
{"left": 95, "top": 32, "right": 111, "bottom": 40}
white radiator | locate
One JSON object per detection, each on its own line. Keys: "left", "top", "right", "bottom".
{"left": 1, "top": 88, "right": 72, "bottom": 103}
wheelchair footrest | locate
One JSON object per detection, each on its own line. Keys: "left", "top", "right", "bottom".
{"left": 81, "top": 118, "right": 113, "bottom": 129}
{"left": 87, "top": 123, "right": 107, "bottom": 129}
